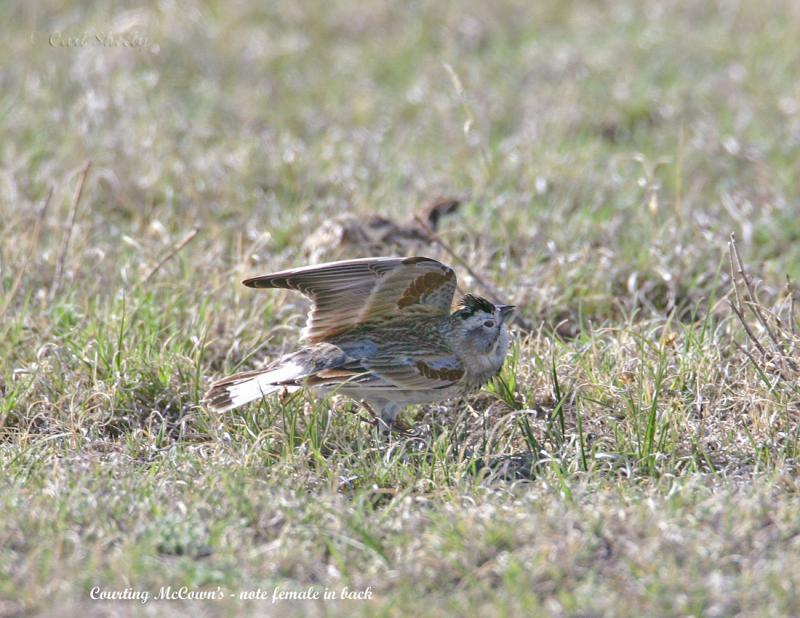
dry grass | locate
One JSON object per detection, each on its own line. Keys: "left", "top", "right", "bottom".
{"left": 2, "top": 1, "right": 800, "bottom": 616}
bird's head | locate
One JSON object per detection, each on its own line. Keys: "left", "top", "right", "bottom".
{"left": 450, "top": 294, "right": 514, "bottom": 356}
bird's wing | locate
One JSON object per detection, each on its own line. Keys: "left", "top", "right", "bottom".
{"left": 359, "top": 354, "right": 465, "bottom": 391}
{"left": 243, "top": 256, "right": 457, "bottom": 342}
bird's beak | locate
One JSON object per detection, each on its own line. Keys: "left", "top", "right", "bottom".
{"left": 498, "top": 305, "right": 516, "bottom": 323}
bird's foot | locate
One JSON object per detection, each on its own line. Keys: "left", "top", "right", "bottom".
{"left": 385, "top": 416, "right": 416, "bottom": 435}
{"left": 358, "top": 401, "right": 416, "bottom": 436}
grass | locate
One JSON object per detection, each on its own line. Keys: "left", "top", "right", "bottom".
{"left": 2, "top": 0, "right": 800, "bottom": 616}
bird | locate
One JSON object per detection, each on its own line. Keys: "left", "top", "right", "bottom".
{"left": 301, "top": 197, "right": 462, "bottom": 262}
{"left": 204, "top": 256, "right": 515, "bottom": 428}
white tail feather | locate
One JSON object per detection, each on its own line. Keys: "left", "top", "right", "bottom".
{"left": 206, "top": 362, "right": 304, "bottom": 413}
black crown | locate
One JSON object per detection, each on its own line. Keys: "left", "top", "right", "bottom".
{"left": 456, "top": 294, "right": 496, "bottom": 318}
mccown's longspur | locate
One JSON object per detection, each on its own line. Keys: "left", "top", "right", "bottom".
{"left": 204, "top": 256, "right": 515, "bottom": 426}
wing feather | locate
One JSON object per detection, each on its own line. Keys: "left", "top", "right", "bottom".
{"left": 243, "top": 256, "right": 457, "bottom": 342}
{"left": 362, "top": 355, "right": 465, "bottom": 390}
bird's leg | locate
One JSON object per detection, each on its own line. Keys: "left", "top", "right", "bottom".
{"left": 355, "top": 400, "right": 395, "bottom": 433}
{"left": 359, "top": 400, "right": 414, "bottom": 435}
{"left": 386, "top": 416, "right": 414, "bottom": 435}
{"left": 377, "top": 401, "right": 416, "bottom": 435}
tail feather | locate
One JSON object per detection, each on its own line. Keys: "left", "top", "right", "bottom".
{"left": 205, "top": 343, "right": 353, "bottom": 413}
{"left": 204, "top": 361, "right": 305, "bottom": 413}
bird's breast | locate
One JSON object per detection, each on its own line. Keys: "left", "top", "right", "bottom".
{"left": 460, "top": 328, "right": 510, "bottom": 386}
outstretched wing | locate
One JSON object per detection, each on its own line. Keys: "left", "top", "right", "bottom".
{"left": 243, "top": 256, "right": 457, "bottom": 342}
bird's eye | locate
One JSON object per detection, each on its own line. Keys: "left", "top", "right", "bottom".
{"left": 483, "top": 320, "right": 495, "bottom": 328}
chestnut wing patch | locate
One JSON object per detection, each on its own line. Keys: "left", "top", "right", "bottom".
{"left": 397, "top": 271, "right": 455, "bottom": 309}
{"left": 414, "top": 360, "right": 464, "bottom": 382}
{"left": 363, "top": 355, "right": 465, "bottom": 390}
{"left": 360, "top": 258, "right": 456, "bottom": 321}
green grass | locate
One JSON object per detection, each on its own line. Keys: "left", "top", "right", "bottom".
{"left": 2, "top": 1, "right": 800, "bottom": 616}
